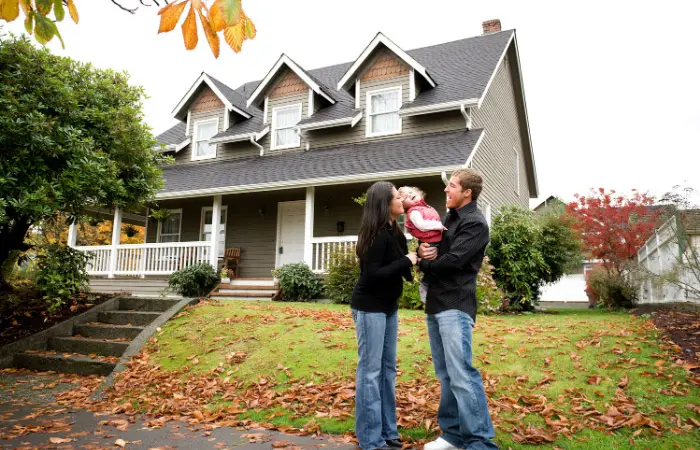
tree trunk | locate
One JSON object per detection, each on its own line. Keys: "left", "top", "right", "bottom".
{"left": 0, "top": 219, "right": 32, "bottom": 291}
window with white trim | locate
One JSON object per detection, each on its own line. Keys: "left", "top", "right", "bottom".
{"left": 272, "top": 104, "right": 302, "bottom": 150}
{"left": 193, "top": 119, "right": 218, "bottom": 160}
{"left": 200, "top": 206, "right": 228, "bottom": 257}
{"left": 157, "top": 210, "right": 182, "bottom": 243}
{"left": 366, "top": 87, "right": 402, "bottom": 137}
{"left": 513, "top": 147, "right": 520, "bottom": 196}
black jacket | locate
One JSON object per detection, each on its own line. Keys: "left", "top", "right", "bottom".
{"left": 418, "top": 201, "right": 490, "bottom": 321}
{"left": 350, "top": 224, "right": 413, "bottom": 313}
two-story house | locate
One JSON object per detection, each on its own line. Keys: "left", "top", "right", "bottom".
{"left": 73, "top": 19, "right": 538, "bottom": 294}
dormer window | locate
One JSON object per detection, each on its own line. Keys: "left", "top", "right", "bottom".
{"left": 192, "top": 118, "right": 218, "bottom": 161}
{"left": 366, "top": 87, "right": 402, "bottom": 137}
{"left": 272, "top": 104, "right": 302, "bottom": 150}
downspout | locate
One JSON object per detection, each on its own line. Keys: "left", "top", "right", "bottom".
{"left": 460, "top": 103, "right": 472, "bottom": 129}
{"left": 250, "top": 136, "right": 264, "bottom": 157}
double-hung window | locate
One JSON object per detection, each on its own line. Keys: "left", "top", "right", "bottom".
{"left": 157, "top": 209, "right": 182, "bottom": 243}
{"left": 366, "top": 87, "right": 402, "bottom": 137}
{"left": 272, "top": 104, "right": 302, "bottom": 150}
{"left": 193, "top": 119, "right": 218, "bottom": 161}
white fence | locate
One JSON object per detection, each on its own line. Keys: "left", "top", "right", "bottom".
{"left": 310, "top": 236, "right": 358, "bottom": 273}
{"left": 76, "top": 241, "right": 212, "bottom": 277}
{"left": 637, "top": 217, "right": 700, "bottom": 303}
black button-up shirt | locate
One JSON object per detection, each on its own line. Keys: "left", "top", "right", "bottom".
{"left": 351, "top": 224, "right": 413, "bottom": 314}
{"left": 418, "top": 201, "right": 490, "bottom": 321}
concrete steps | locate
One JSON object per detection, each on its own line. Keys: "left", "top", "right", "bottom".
{"left": 14, "top": 351, "right": 118, "bottom": 376}
{"left": 97, "top": 311, "right": 163, "bottom": 326}
{"left": 12, "top": 297, "right": 175, "bottom": 376}
{"left": 73, "top": 324, "right": 144, "bottom": 340}
{"left": 209, "top": 278, "right": 278, "bottom": 301}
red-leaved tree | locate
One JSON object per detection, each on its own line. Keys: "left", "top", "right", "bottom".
{"left": 566, "top": 188, "right": 660, "bottom": 274}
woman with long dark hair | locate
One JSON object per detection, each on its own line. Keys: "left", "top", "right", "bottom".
{"left": 351, "top": 181, "right": 417, "bottom": 450}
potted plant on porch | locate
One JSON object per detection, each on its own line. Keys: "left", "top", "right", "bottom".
{"left": 150, "top": 208, "right": 172, "bottom": 222}
{"left": 124, "top": 224, "right": 138, "bottom": 238}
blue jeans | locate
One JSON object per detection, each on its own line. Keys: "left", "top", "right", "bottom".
{"left": 352, "top": 309, "right": 399, "bottom": 450}
{"left": 427, "top": 310, "right": 498, "bottom": 449}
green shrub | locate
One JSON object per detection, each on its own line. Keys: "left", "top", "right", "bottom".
{"left": 35, "top": 243, "right": 90, "bottom": 312}
{"left": 476, "top": 256, "right": 506, "bottom": 314}
{"left": 272, "top": 262, "right": 323, "bottom": 302}
{"left": 326, "top": 249, "right": 359, "bottom": 304}
{"left": 398, "top": 272, "right": 423, "bottom": 310}
{"left": 587, "top": 266, "right": 638, "bottom": 310}
{"left": 486, "top": 206, "right": 582, "bottom": 311}
{"left": 168, "top": 263, "right": 219, "bottom": 298}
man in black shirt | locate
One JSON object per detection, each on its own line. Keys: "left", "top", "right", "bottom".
{"left": 417, "top": 169, "right": 498, "bottom": 450}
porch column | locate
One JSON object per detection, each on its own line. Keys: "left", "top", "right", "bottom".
{"left": 67, "top": 222, "right": 78, "bottom": 248}
{"left": 209, "top": 195, "right": 222, "bottom": 270}
{"left": 108, "top": 206, "right": 122, "bottom": 278}
{"left": 304, "top": 187, "right": 315, "bottom": 267}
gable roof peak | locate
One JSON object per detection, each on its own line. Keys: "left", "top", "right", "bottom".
{"left": 336, "top": 31, "right": 437, "bottom": 91}
{"left": 246, "top": 53, "right": 336, "bottom": 108}
{"left": 171, "top": 72, "right": 252, "bottom": 121}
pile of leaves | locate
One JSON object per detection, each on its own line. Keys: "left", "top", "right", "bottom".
{"left": 0, "top": 292, "right": 116, "bottom": 348}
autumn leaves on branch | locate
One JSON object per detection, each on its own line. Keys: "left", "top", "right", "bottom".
{"left": 0, "top": 0, "right": 255, "bottom": 57}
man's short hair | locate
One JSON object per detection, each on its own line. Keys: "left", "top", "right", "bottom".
{"left": 451, "top": 168, "right": 483, "bottom": 201}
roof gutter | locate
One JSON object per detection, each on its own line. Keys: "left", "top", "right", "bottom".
{"left": 399, "top": 99, "right": 479, "bottom": 117}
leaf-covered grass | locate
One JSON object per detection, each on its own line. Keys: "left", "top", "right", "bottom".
{"left": 138, "top": 301, "right": 700, "bottom": 449}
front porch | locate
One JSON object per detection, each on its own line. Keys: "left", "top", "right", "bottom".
{"left": 72, "top": 177, "right": 447, "bottom": 278}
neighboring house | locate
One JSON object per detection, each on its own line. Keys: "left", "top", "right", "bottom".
{"left": 637, "top": 210, "right": 700, "bottom": 304}
{"left": 71, "top": 19, "right": 538, "bottom": 281}
{"left": 531, "top": 195, "right": 565, "bottom": 214}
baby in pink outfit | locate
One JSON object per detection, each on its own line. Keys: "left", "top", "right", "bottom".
{"left": 398, "top": 186, "right": 446, "bottom": 303}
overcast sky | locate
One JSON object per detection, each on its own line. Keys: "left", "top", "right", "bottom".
{"left": 4, "top": 0, "right": 699, "bottom": 205}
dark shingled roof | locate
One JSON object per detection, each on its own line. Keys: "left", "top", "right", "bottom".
{"left": 159, "top": 30, "right": 514, "bottom": 142}
{"left": 156, "top": 122, "right": 187, "bottom": 147}
{"left": 206, "top": 74, "right": 255, "bottom": 116}
{"left": 159, "top": 129, "right": 483, "bottom": 196}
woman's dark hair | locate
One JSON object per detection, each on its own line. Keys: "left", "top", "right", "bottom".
{"left": 356, "top": 181, "right": 404, "bottom": 260}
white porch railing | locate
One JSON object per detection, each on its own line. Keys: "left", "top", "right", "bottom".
{"left": 76, "top": 241, "right": 211, "bottom": 276}
{"left": 310, "top": 236, "right": 358, "bottom": 273}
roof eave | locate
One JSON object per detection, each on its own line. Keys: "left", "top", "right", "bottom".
{"left": 157, "top": 165, "right": 462, "bottom": 200}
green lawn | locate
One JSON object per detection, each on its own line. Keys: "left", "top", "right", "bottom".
{"left": 126, "top": 301, "right": 700, "bottom": 449}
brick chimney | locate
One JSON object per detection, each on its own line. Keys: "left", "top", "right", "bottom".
{"left": 482, "top": 19, "right": 502, "bottom": 34}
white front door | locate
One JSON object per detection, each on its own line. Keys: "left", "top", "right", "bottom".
{"left": 277, "top": 201, "right": 306, "bottom": 267}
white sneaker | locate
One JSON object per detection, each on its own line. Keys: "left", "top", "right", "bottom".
{"left": 423, "top": 437, "right": 462, "bottom": 450}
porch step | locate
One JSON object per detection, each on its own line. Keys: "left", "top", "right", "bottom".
{"left": 49, "top": 336, "right": 130, "bottom": 357}
{"left": 227, "top": 278, "right": 276, "bottom": 287}
{"left": 97, "top": 311, "right": 162, "bottom": 326}
{"left": 118, "top": 297, "right": 180, "bottom": 312}
{"left": 210, "top": 296, "right": 272, "bottom": 302}
{"left": 213, "top": 289, "right": 277, "bottom": 297}
{"left": 73, "top": 324, "right": 145, "bottom": 340}
{"left": 217, "top": 284, "right": 277, "bottom": 291}
{"left": 14, "top": 351, "right": 117, "bottom": 376}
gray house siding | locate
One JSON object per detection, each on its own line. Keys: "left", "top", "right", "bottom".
{"left": 471, "top": 53, "right": 530, "bottom": 212}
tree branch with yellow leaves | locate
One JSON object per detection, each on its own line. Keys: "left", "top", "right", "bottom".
{"left": 0, "top": 0, "right": 255, "bottom": 57}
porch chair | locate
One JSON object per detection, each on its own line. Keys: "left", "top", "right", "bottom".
{"left": 223, "top": 247, "right": 241, "bottom": 279}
